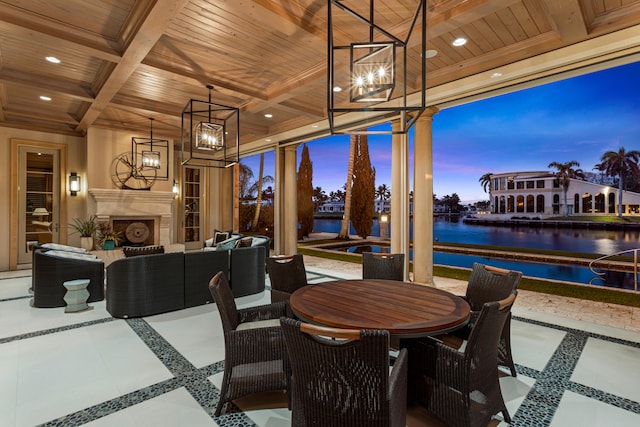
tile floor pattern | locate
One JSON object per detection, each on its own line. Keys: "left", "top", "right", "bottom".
{"left": 1, "top": 267, "right": 640, "bottom": 426}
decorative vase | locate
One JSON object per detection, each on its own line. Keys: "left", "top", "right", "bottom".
{"left": 80, "top": 236, "right": 94, "bottom": 251}
{"left": 102, "top": 240, "right": 115, "bottom": 250}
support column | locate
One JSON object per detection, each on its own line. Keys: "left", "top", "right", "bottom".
{"left": 391, "top": 119, "right": 410, "bottom": 280}
{"left": 282, "top": 145, "right": 298, "bottom": 254}
{"left": 413, "top": 107, "right": 439, "bottom": 285}
{"left": 274, "top": 146, "right": 285, "bottom": 255}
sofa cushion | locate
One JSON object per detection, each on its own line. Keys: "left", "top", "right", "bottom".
{"left": 41, "top": 243, "right": 87, "bottom": 253}
{"left": 216, "top": 236, "right": 241, "bottom": 251}
{"left": 45, "top": 250, "right": 102, "bottom": 262}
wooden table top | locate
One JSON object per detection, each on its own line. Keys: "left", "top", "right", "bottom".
{"left": 290, "top": 279, "right": 470, "bottom": 337}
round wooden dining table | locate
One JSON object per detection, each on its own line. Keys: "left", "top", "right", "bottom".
{"left": 289, "top": 279, "right": 470, "bottom": 338}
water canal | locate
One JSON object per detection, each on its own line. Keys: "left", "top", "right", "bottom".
{"left": 312, "top": 217, "right": 640, "bottom": 289}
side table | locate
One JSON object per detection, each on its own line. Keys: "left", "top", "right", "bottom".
{"left": 63, "top": 279, "right": 91, "bottom": 313}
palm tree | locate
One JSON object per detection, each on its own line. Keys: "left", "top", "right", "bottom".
{"left": 479, "top": 173, "right": 492, "bottom": 193}
{"left": 376, "top": 184, "right": 390, "bottom": 202}
{"left": 596, "top": 147, "right": 640, "bottom": 217}
{"left": 338, "top": 135, "right": 357, "bottom": 240}
{"left": 548, "top": 160, "right": 584, "bottom": 216}
{"left": 251, "top": 153, "right": 265, "bottom": 231}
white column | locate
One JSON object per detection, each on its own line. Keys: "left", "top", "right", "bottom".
{"left": 391, "top": 119, "right": 410, "bottom": 280}
{"left": 413, "top": 108, "right": 439, "bottom": 285}
{"left": 283, "top": 145, "right": 298, "bottom": 255}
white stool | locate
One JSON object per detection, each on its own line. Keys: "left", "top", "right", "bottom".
{"left": 63, "top": 279, "right": 91, "bottom": 313}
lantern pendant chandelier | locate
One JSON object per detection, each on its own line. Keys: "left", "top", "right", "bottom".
{"left": 181, "top": 84, "right": 240, "bottom": 168}
{"left": 132, "top": 117, "right": 169, "bottom": 180}
{"left": 328, "top": 0, "right": 427, "bottom": 135}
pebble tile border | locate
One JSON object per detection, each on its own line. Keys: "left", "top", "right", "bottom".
{"left": 2, "top": 273, "right": 638, "bottom": 426}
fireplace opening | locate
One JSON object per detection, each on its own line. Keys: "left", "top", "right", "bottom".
{"left": 112, "top": 219, "right": 155, "bottom": 246}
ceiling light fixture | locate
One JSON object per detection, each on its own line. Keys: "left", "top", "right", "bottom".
{"left": 40, "top": 96, "right": 51, "bottom": 101}
{"left": 327, "top": 0, "right": 427, "bottom": 135}
{"left": 452, "top": 37, "right": 467, "bottom": 47}
{"left": 45, "top": 56, "right": 60, "bottom": 64}
{"left": 264, "top": 113, "right": 273, "bottom": 118}
{"left": 181, "top": 84, "right": 239, "bottom": 168}
{"left": 132, "top": 117, "right": 169, "bottom": 180}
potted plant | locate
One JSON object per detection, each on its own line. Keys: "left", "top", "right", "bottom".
{"left": 97, "top": 223, "right": 123, "bottom": 250}
{"left": 69, "top": 215, "right": 97, "bottom": 251}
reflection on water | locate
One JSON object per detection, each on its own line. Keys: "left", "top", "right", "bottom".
{"left": 329, "top": 242, "right": 639, "bottom": 290}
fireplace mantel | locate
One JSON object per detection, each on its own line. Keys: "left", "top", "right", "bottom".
{"left": 88, "top": 188, "right": 176, "bottom": 246}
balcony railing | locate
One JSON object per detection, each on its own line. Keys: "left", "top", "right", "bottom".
{"left": 589, "top": 249, "right": 639, "bottom": 291}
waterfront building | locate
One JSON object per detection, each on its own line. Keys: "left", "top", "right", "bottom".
{"left": 487, "top": 171, "right": 640, "bottom": 218}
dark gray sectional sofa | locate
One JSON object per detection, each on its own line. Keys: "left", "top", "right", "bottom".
{"left": 106, "top": 245, "right": 267, "bottom": 318}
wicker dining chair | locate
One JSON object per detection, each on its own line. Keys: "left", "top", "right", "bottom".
{"left": 404, "top": 292, "right": 517, "bottom": 427}
{"left": 208, "top": 272, "right": 290, "bottom": 416}
{"left": 266, "top": 254, "right": 308, "bottom": 303}
{"left": 455, "top": 262, "right": 522, "bottom": 376}
{"left": 280, "top": 317, "right": 408, "bottom": 427}
{"left": 362, "top": 252, "right": 405, "bottom": 281}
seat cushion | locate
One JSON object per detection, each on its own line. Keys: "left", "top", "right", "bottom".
{"left": 236, "top": 318, "right": 280, "bottom": 330}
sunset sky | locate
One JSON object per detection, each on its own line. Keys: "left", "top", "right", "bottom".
{"left": 241, "top": 61, "right": 640, "bottom": 204}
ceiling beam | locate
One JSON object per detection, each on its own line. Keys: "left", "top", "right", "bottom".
{"left": 541, "top": 0, "right": 587, "bottom": 44}
{"left": 75, "top": 0, "right": 191, "bottom": 134}
{"left": 0, "top": 69, "right": 95, "bottom": 102}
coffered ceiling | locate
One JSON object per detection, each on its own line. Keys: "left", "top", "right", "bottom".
{"left": 1, "top": 0, "right": 639, "bottom": 154}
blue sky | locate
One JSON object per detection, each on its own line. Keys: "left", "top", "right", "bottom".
{"left": 242, "top": 61, "right": 640, "bottom": 203}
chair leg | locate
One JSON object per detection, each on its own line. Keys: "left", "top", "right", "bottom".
{"left": 499, "top": 313, "right": 517, "bottom": 377}
{"left": 214, "top": 401, "right": 225, "bottom": 417}
{"left": 502, "top": 407, "right": 512, "bottom": 424}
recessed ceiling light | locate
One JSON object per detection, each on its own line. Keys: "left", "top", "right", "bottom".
{"left": 266, "top": 138, "right": 272, "bottom": 142}
{"left": 312, "top": 124, "right": 318, "bottom": 128}
{"left": 452, "top": 37, "right": 467, "bottom": 47}
{"left": 39, "top": 96, "right": 52, "bottom": 101}
{"left": 45, "top": 56, "right": 61, "bottom": 64}
{"left": 424, "top": 49, "right": 438, "bottom": 58}
{"left": 264, "top": 113, "right": 273, "bottom": 118}
{"left": 333, "top": 86, "right": 342, "bottom": 92}
{"left": 491, "top": 72, "right": 503, "bottom": 78}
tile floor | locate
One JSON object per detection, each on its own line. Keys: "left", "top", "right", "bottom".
{"left": 1, "top": 258, "right": 639, "bottom": 426}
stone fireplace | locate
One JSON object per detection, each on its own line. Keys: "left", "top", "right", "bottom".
{"left": 88, "top": 188, "right": 176, "bottom": 246}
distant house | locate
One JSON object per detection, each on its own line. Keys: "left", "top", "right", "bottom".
{"left": 486, "top": 171, "right": 640, "bottom": 217}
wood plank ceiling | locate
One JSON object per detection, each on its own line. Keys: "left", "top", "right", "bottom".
{"left": 1, "top": 0, "right": 639, "bottom": 152}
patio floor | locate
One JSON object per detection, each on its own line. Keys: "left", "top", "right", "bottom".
{"left": 1, "top": 256, "right": 639, "bottom": 426}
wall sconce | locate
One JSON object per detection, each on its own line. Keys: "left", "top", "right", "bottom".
{"left": 68, "top": 172, "right": 80, "bottom": 196}
{"left": 328, "top": 0, "right": 427, "bottom": 135}
{"left": 172, "top": 180, "right": 179, "bottom": 194}
{"left": 181, "top": 84, "right": 240, "bottom": 168}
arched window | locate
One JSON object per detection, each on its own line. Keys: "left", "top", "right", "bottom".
{"left": 574, "top": 193, "right": 580, "bottom": 214}
{"left": 494, "top": 196, "right": 499, "bottom": 213}
{"left": 583, "top": 193, "right": 592, "bottom": 213}
{"left": 526, "top": 195, "right": 534, "bottom": 212}
{"left": 595, "top": 193, "right": 605, "bottom": 213}
{"left": 608, "top": 192, "right": 616, "bottom": 214}
{"left": 553, "top": 194, "right": 560, "bottom": 215}
{"left": 499, "top": 196, "right": 506, "bottom": 213}
{"left": 536, "top": 195, "right": 545, "bottom": 213}
{"left": 507, "top": 196, "right": 515, "bottom": 213}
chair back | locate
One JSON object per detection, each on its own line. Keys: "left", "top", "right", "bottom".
{"left": 281, "top": 317, "right": 398, "bottom": 426}
{"left": 362, "top": 252, "right": 405, "bottom": 281}
{"left": 208, "top": 271, "right": 240, "bottom": 331}
{"left": 465, "top": 292, "right": 517, "bottom": 388}
{"left": 465, "top": 262, "right": 522, "bottom": 311}
{"left": 266, "top": 254, "right": 308, "bottom": 303}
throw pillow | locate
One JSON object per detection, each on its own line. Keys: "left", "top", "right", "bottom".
{"left": 214, "top": 231, "right": 229, "bottom": 245}
{"left": 45, "top": 250, "right": 102, "bottom": 262}
{"left": 235, "top": 237, "right": 253, "bottom": 248}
